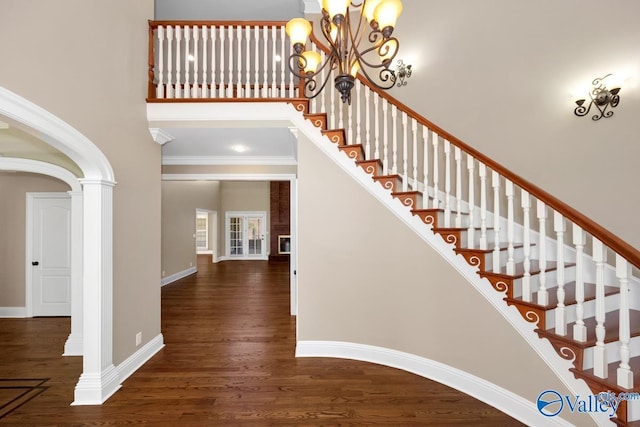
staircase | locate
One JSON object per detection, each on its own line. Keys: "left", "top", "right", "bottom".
{"left": 147, "top": 20, "right": 640, "bottom": 426}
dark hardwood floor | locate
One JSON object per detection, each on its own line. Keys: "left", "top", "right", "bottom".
{"left": 0, "top": 257, "right": 524, "bottom": 426}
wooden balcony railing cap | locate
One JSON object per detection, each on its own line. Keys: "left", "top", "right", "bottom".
{"left": 149, "top": 20, "right": 288, "bottom": 28}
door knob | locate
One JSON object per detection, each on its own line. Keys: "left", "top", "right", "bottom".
{"left": 32, "top": 261, "right": 39, "bottom": 266}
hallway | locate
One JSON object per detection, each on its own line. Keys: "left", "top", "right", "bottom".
{"left": 0, "top": 258, "right": 522, "bottom": 426}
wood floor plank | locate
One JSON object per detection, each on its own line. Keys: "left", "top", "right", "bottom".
{"left": 0, "top": 257, "right": 524, "bottom": 426}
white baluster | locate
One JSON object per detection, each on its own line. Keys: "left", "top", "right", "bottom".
{"left": 356, "top": 80, "right": 362, "bottom": 147}
{"left": 492, "top": 171, "right": 501, "bottom": 273}
{"left": 478, "top": 163, "right": 487, "bottom": 250}
{"left": 382, "top": 99, "right": 389, "bottom": 175}
{"left": 411, "top": 118, "right": 418, "bottom": 191}
{"left": 373, "top": 94, "right": 379, "bottom": 161}
{"left": 219, "top": 26, "right": 225, "bottom": 98}
{"left": 192, "top": 26, "right": 199, "bottom": 98}
{"left": 175, "top": 26, "right": 182, "bottom": 98}
{"left": 443, "top": 141, "right": 451, "bottom": 227}
{"left": 401, "top": 112, "right": 408, "bottom": 191}
{"left": 247, "top": 26, "right": 252, "bottom": 97}
{"left": 210, "top": 26, "right": 216, "bottom": 98}
{"left": 432, "top": 132, "right": 439, "bottom": 209}
{"left": 227, "top": 26, "right": 234, "bottom": 97}
{"left": 391, "top": 105, "right": 398, "bottom": 175}
{"left": 536, "top": 201, "right": 548, "bottom": 305}
{"left": 593, "top": 239, "right": 608, "bottom": 378}
{"left": 348, "top": 90, "right": 354, "bottom": 145}
{"left": 505, "top": 180, "right": 515, "bottom": 275}
{"left": 330, "top": 74, "right": 336, "bottom": 129}
{"left": 521, "top": 190, "right": 531, "bottom": 301}
{"left": 156, "top": 26, "right": 165, "bottom": 98}
{"left": 554, "top": 211, "right": 566, "bottom": 335}
{"left": 454, "top": 147, "right": 462, "bottom": 228}
{"left": 572, "top": 224, "right": 587, "bottom": 341}
{"left": 364, "top": 83, "right": 370, "bottom": 158}
{"left": 236, "top": 26, "right": 243, "bottom": 97}
{"left": 166, "top": 26, "right": 174, "bottom": 98}
{"left": 271, "top": 26, "right": 277, "bottom": 97}
{"left": 262, "top": 25, "right": 269, "bottom": 98}
{"left": 201, "top": 26, "right": 208, "bottom": 98}
{"left": 338, "top": 94, "right": 344, "bottom": 129}
{"left": 288, "top": 34, "right": 294, "bottom": 97}
{"left": 279, "top": 26, "right": 285, "bottom": 97}
{"left": 422, "top": 126, "right": 429, "bottom": 208}
{"left": 255, "top": 26, "right": 260, "bottom": 97}
{"left": 183, "top": 26, "right": 191, "bottom": 98}
{"left": 617, "top": 255, "right": 633, "bottom": 389}
{"left": 466, "top": 155, "right": 475, "bottom": 248}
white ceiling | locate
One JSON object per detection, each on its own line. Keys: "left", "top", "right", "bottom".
{"left": 161, "top": 127, "right": 297, "bottom": 165}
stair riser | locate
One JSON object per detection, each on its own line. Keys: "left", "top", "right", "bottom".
{"left": 510, "top": 269, "right": 578, "bottom": 299}
{"left": 582, "top": 335, "right": 640, "bottom": 372}
{"left": 542, "top": 293, "right": 621, "bottom": 330}
{"left": 393, "top": 194, "right": 423, "bottom": 210}
{"left": 481, "top": 246, "right": 529, "bottom": 272}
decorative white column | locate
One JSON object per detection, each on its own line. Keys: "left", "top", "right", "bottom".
{"left": 73, "top": 179, "right": 120, "bottom": 405}
{"left": 64, "top": 190, "right": 84, "bottom": 356}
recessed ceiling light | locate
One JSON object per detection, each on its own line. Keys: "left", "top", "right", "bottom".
{"left": 231, "top": 145, "right": 248, "bottom": 153}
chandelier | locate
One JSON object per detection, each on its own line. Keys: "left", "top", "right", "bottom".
{"left": 285, "top": 0, "right": 404, "bottom": 104}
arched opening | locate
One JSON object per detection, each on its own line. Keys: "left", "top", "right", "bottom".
{"left": 0, "top": 87, "right": 119, "bottom": 404}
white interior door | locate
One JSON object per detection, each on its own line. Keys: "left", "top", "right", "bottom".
{"left": 226, "top": 212, "right": 267, "bottom": 259}
{"left": 30, "top": 194, "right": 72, "bottom": 316}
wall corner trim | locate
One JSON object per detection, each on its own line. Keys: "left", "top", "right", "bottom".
{"left": 295, "top": 340, "right": 574, "bottom": 427}
{"left": 161, "top": 267, "right": 197, "bottom": 287}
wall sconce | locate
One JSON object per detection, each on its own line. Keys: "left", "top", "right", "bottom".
{"left": 394, "top": 59, "right": 412, "bottom": 87}
{"left": 574, "top": 74, "right": 621, "bottom": 121}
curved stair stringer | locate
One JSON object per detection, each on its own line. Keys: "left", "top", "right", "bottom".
{"left": 289, "top": 112, "right": 609, "bottom": 427}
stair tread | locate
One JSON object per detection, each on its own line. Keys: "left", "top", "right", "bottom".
{"left": 434, "top": 227, "right": 494, "bottom": 232}
{"left": 412, "top": 208, "right": 468, "bottom": 215}
{"left": 537, "top": 309, "right": 640, "bottom": 349}
{"left": 571, "top": 355, "right": 640, "bottom": 393}
{"left": 505, "top": 282, "right": 620, "bottom": 309}
{"left": 480, "top": 260, "right": 575, "bottom": 279}
{"left": 391, "top": 191, "right": 422, "bottom": 196}
{"left": 374, "top": 174, "right": 402, "bottom": 180}
{"left": 456, "top": 244, "right": 526, "bottom": 254}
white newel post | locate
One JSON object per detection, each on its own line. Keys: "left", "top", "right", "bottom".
{"left": 443, "top": 140, "right": 451, "bottom": 227}
{"left": 454, "top": 147, "right": 462, "bottom": 228}
{"left": 491, "top": 171, "right": 501, "bottom": 274}
{"left": 521, "top": 190, "right": 531, "bottom": 301}
{"left": 63, "top": 191, "right": 84, "bottom": 356}
{"left": 479, "top": 163, "right": 487, "bottom": 249}
{"left": 73, "top": 180, "right": 119, "bottom": 405}
{"left": 466, "top": 154, "right": 475, "bottom": 248}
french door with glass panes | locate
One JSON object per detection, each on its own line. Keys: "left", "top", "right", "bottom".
{"left": 225, "top": 212, "right": 267, "bottom": 259}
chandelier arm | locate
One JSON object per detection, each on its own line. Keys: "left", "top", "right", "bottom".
{"left": 356, "top": 62, "right": 396, "bottom": 91}
{"left": 354, "top": 37, "right": 399, "bottom": 70}
{"left": 287, "top": 50, "right": 337, "bottom": 81}
{"left": 347, "top": 6, "right": 372, "bottom": 68}
{"left": 303, "top": 68, "right": 334, "bottom": 99}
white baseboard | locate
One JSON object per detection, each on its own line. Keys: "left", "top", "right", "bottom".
{"left": 0, "top": 307, "right": 27, "bottom": 318}
{"left": 116, "top": 333, "right": 164, "bottom": 383}
{"left": 296, "top": 340, "right": 574, "bottom": 427}
{"left": 161, "top": 267, "right": 197, "bottom": 287}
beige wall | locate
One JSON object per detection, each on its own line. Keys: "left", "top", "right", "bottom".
{"left": 391, "top": 0, "right": 640, "bottom": 250}
{"left": 297, "top": 133, "right": 591, "bottom": 426}
{"left": 0, "top": 173, "right": 70, "bottom": 307}
{"left": 162, "top": 181, "right": 220, "bottom": 277}
{"left": 0, "top": 0, "right": 159, "bottom": 364}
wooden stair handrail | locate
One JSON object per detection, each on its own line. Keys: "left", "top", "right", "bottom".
{"left": 307, "top": 30, "right": 640, "bottom": 270}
